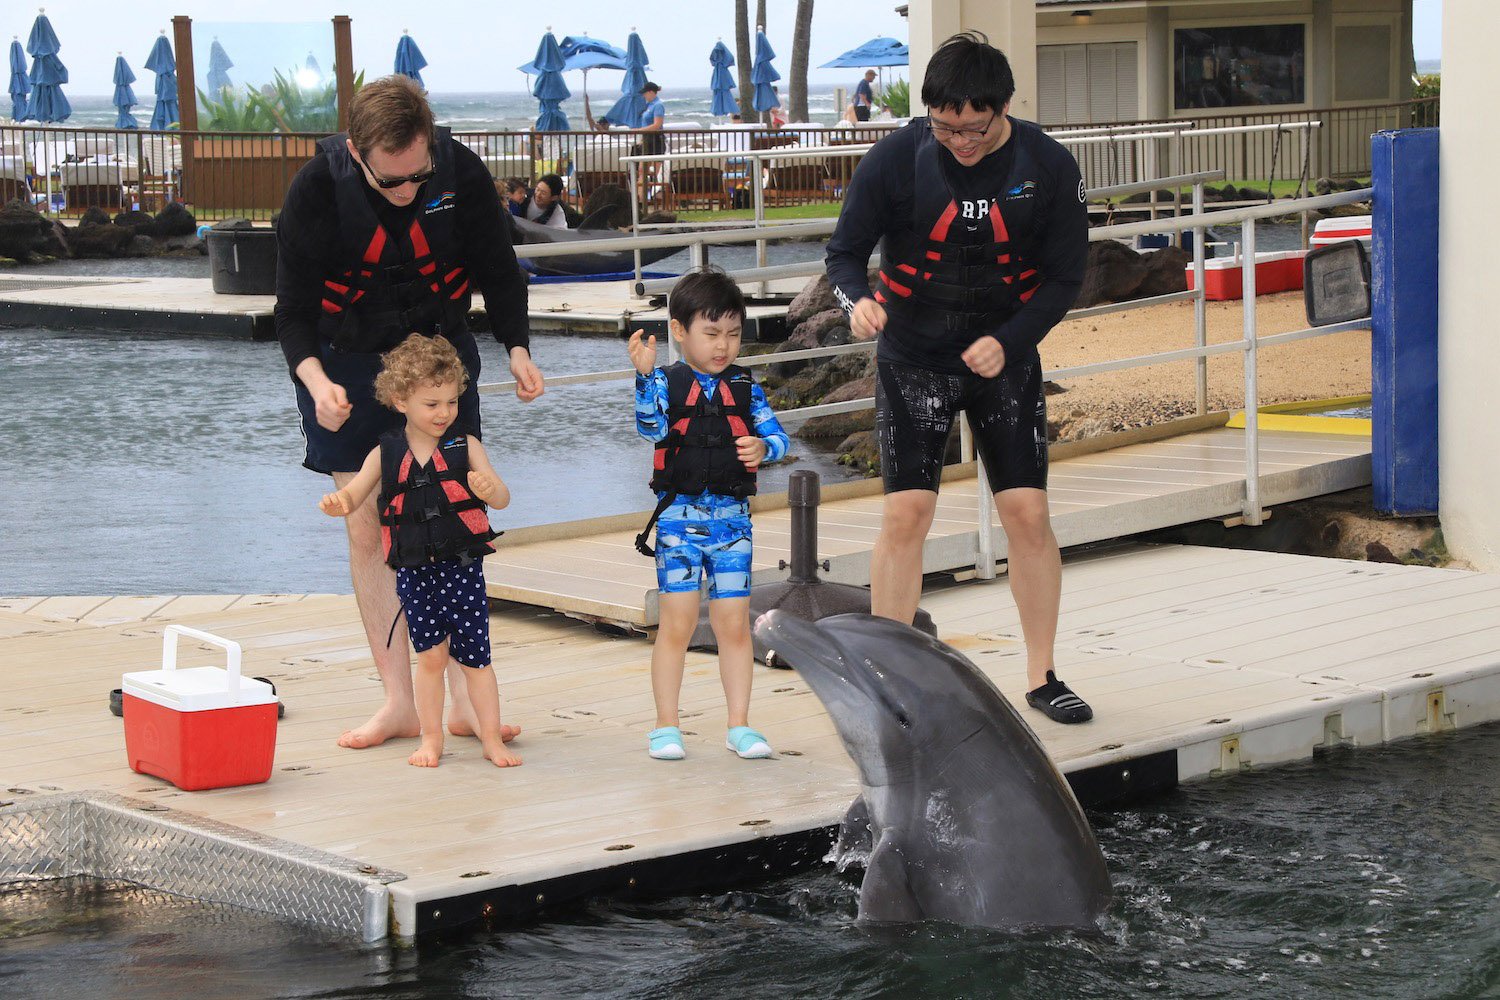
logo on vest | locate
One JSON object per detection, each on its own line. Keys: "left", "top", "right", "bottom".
{"left": 1005, "top": 179, "right": 1037, "bottom": 200}
{"left": 425, "top": 191, "right": 457, "bottom": 214}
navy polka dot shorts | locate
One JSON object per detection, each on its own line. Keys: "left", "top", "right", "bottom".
{"left": 395, "top": 558, "right": 492, "bottom": 668}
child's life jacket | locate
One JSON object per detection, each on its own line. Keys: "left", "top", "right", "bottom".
{"left": 635, "top": 362, "right": 759, "bottom": 556}
{"left": 377, "top": 427, "right": 498, "bottom": 568}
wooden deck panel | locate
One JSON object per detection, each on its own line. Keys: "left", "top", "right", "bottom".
{"left": 482, "top": 426, "right": 1374, "bottom": 626}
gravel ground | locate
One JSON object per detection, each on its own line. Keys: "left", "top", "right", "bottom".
{"left": 1042, "top": 290, "right": 1370, "bottom": 439}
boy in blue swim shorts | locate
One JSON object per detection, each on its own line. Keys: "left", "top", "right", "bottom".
{"left": 627, "top": 268, "right": 790, "bottom": 761}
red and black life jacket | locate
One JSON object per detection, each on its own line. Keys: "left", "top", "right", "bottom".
{"left": 634, "top": 362, "right": 758, "bottom": 556}
{"left": 377, "top": 427, "right": 497, "bottom": 568}
{"left": 317, "top": 127, "right": 471, "bottom": 354}
{"left": 876, "top": 118, "right": 1047, "bottom": 337}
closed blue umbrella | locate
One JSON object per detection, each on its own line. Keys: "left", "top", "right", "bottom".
{"left": 8, "top": 38, "right": 28, "bottom": 122}
{"left": 112, "top": 53, "right": 138, "bottom": 129}
{"left": 206, "top": 38, "right": 233, "bottom": 94}
{"left": 709, "top": 40, "right": 736, "bottom": 117}
{"left": 603, "top": 29, "right": 648, "bottom": 127}
{"left": 531, "top": 30, "right": 570, "bottom": 132}
{"left": 750, "top": 29, "right": 780, "bottom": 114}
{"left": 23, "top": 10, "right": 71, "bottom": 123}
{"left": 394, "top": 30, "right": 426, "bottom": 86}
{"left": 144, "top": 31, "right": 178, "bottom": 130}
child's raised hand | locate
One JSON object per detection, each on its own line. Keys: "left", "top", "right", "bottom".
{"left": 627, "top": 328, "right": 658, "bottom": 376}
{"left": 319, "top": 490, "right": 353, "bottom": 517}
{"left": 468, "top": 469, "right": 496, "bottom": 503}
{"left": 736, "top": 435, "right": 768, "bottom": 471}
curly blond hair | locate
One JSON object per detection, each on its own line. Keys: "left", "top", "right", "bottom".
{"left": 374, "top": 334, "right": 469, "bottom": 409}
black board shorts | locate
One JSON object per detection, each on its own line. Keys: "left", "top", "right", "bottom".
{"left": 295, "top": 329, "right": 483, "bottom": 475}
{"left": 875, "top": 359, "right": 1048, "bottom": 495}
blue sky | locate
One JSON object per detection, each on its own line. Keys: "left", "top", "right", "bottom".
{"left": 13, "top": 0, "right": 1441, "bottom": 96}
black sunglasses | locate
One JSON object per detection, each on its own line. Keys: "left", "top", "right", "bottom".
{"left": 358, "top": 156, "right": 436, "bottom": 189}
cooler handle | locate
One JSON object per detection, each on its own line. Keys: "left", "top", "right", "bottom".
{"left": 162, "top": 625, "right": 243, "bottom": 699}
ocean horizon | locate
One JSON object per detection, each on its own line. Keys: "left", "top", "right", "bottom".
{"left": 29, "top": 87, "right": 852, "bottom": 133}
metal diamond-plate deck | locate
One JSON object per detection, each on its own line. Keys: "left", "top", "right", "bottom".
{"left": 0, "top": 791, "right": 405, "bottom": 940}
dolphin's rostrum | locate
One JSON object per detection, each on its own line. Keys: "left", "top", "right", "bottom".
{"left": 754, "top": 610, "right": 1113, "bottom": 931}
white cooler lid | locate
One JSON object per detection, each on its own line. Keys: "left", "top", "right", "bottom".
{"left": 123, "top": 666, "right": 277, "bottom": 712}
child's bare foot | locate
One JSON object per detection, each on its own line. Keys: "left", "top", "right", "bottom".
{"left": 448, "top": 718, "right": 522, "bottom": 742}
{"left": 338, "top": 703, "right": 421, "bottom": 749}
{"left": 408, "top": 737, "right": 444, "bottom": 767}
{"left": 482, "top": 734, "right": 523, "bottom": 767}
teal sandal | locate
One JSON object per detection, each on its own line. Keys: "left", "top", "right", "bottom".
{"left": 725, "top": 726, "right": 772, "bottom": 759}
{"left": 648, "top": 726, "right": 685, "bottom": 760}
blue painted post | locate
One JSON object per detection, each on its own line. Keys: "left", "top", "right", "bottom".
{"left": 1370, "top": 128, "right": 1440, "bottom": 514}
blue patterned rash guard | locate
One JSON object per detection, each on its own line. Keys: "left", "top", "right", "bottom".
{"left": 634, "top": 365, "right": 790, "bottom": 597}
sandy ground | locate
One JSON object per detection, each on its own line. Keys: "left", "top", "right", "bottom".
{"left": 1041, "top": 290, "right": 1371, "bottom": 439}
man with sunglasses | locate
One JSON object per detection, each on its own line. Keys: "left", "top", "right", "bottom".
{"left": 276, "top": 74, "right": 545, "bottom": 750}
{"left": 825, "top": 32, "right": 1093, "bottom": 725}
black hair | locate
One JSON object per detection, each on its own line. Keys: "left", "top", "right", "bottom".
{"left": 642, "top": 81, "right": 661, "bottom": 94}
{"left": 920, "top": 32, "right": 1015, "bottom": 114}
{"left": 668, "top": 266, "right": 746, "bottom": 327}
{"left": 537, "top": 173, "right": 564, "bottom": 197}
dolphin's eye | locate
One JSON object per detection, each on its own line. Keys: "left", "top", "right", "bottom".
{"left": 896, "top": 711, "right": 912, "bottom": 729}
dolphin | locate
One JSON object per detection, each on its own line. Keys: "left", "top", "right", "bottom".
{"left": 753, "top": 610, "right": 1113, "bottom": 931}
{"left": 505, "top": 209, "right": 679, "bottom": 278}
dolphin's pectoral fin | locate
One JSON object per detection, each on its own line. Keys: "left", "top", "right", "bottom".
{"left": 832, "top": 796, "right": 872, "bottom": 867}
{"left": 857, "top": 836, "right": 922, "bottom": 925}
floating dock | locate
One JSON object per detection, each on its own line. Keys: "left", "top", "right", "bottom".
{"left": 0, "top": 273, "right": 806, "bottom": 340}
{"left": 5, "top": 543, "right": 1500, "bottom": 942}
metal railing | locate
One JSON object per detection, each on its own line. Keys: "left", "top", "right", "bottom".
{"left": 482, "top": 177, "right": 1375, "bottom": 577}
{"left": 3, "top": 96, "right": 1427, "bottom": 224}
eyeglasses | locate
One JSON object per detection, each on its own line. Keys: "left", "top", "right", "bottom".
{"left": 927, "top": 112, "right": 998, "bottom": 142}
{"left": 358, "top": 156, "right": 436, "bottom": 189}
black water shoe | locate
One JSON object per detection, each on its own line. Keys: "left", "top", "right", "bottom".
{"left": 1026, "top": 671, "right": 1094, "bottom": 724}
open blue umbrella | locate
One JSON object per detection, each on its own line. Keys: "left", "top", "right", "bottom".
{"left": 517, "top": 34, "right": 625, "bottom": 111}
{"left": 206, "top": 38, "right": 233, "bottom": 94}
{"left": 531, "top": 30, "right": 570, "bottom": 132}
{"left": 23, "top": 10, "right": 70, "bottom": 123}
{"left": 819, "top": 36, "right": 909, "bottom": 68}
{"left": 394, "top": 30, "right": 425, "bottom": 86}
{"left": 709, "top": 40, "right": 736, "bottom": 117}
{"left": 603, "top": 29, "right": 648, "bottom": 127}
{"left": 112, "top": 53, "right": 138, "bottom": 128}
{"left": 750, "top": 29, "right": 781, "bottom": 114}
{"left": 144, "top": 31, "right": 178, "bottom": 130}
{"left": 8, "top": 38, "right": 29, "bottom": 122}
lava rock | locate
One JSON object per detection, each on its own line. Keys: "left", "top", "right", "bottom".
{"left": 155, "top": 201, "right": 197, "bottom": 237}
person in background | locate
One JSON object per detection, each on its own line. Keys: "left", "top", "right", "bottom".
{"left": 823, "top": 32, "right": 1093, "bottom": 725}
{"left": 626, "top": 268, "right": 789, "bottom": 762}
{"left": 503, "top": 178, "right": 528, "bottom": 216}
{"left": 853, "top": 69, "right": 877, "bottom": 122}
{"left": 275, "top": 74, "right": 545, "bottom": 751}
{"left": 768, "top": 86, "right": 788, "bottom": 129}
{"left": 521, "top": 173, "right": 570, "bottom": 229}
{"left": 636, "top": 82, "right": 667, "bottom": 203}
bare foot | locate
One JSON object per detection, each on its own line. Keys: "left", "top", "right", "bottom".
{"left": 448, "top": 719, "right": 522, "bottom": 742}
{"left": 408, "top": 737, "right": 444, "bottom": 767}
{"left": 338, "top": 703, "right": 420, "bottom": 749}
{"left": 482, "top": 734, "right": 523, "bottom": 767}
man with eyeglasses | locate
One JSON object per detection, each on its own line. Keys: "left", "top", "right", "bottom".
{"left": 825, "top": 32, "right": 1093, "bottom": 725}
{"left": 276, "top": 74, "right": 545, "bottom": 750}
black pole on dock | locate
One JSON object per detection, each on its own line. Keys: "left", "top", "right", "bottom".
{"left": 785, "top": 470, "right": 830, "bottom": 584}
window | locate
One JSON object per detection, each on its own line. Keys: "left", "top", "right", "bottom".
{"left": 1334, "top": 24, "right": 1394, "bottom": 102}
{"left": 1174, "top": 24, "right": 1306, "bottom": 109}
{"left": 1038, "top": 42, "right": 1139, "bottom": 125}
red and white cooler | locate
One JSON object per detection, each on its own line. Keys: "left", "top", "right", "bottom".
{"left": 1310, "top": 215, "right": 1373, "bottom": 249}
{"left": 122, "top": 625, "right": 278, "bottom": 791}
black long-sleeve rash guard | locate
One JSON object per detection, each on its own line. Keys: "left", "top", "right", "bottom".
{"left": 275, "top": 138, "right": 530, "bottom": 377}
{"left": 825, "top": 118, "right": 1088, "bottom": 374}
